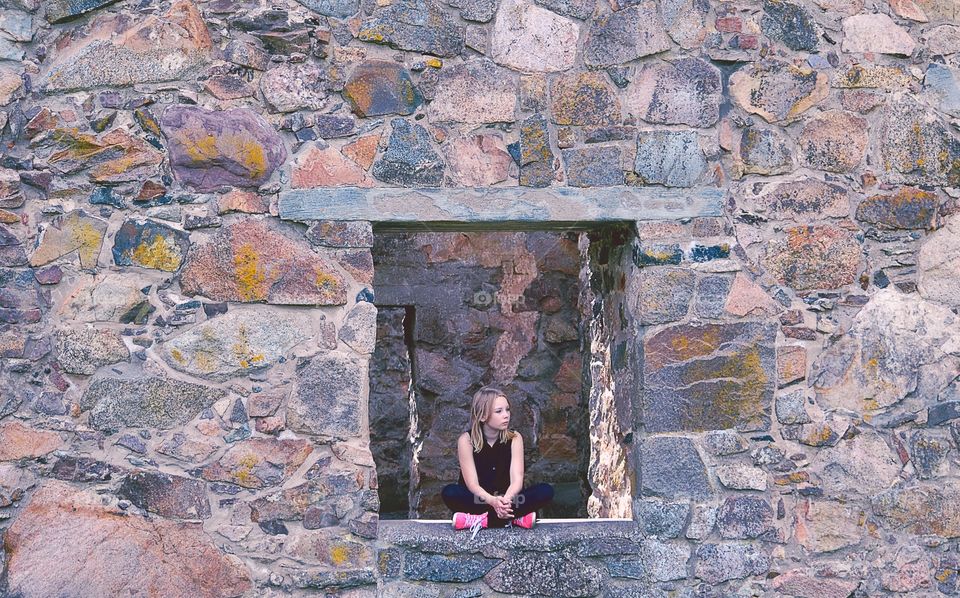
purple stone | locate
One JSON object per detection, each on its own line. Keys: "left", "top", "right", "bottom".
{"left": 34, "top": 265, "right": 63, "bottom": 285}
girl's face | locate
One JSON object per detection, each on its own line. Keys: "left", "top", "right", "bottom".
{"left": 482, "top": 396, "right": 511, "bottom": 431}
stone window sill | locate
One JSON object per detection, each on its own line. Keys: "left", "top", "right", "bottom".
{"left": 378, "top": 519, "right": 636, "bottom": 552}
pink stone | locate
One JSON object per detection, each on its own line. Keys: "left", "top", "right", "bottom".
{"left": 180, "top": 219, "right": 347, "bottom": 305}
{"left": 444, "top": 134, "right": 513, "bottom": 187}
{"left": 724, "top": 272, "right": 779, "bottom": 317}
{"left": 777, "top": 345, "right": 806, "bottom": 387}
{"left": 4, "top": 482, "right": 251, "bottom": 598}
{"left": 882, "top": 560, "right": 932, "bottom": 592}
{"left": 291, "top": 145, "right": 373, "bottom": 188}
{"left": 0, "top": 421, "right": 62, "bottom": 461}
{"left": 890, "top": 0, "right": 929, "bottom": 22}
{"left": 772, "top": 570, "right": 860, "bottom": 598}
{"left": 842, "top": 14, "right": 917, "bottom": 56}
{"left": 216, "top": 189, "right": 269, "bottom": 214}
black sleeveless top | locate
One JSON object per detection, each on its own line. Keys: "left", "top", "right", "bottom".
{"left": 459, "top": 436, "right": 512, "bottom": 495}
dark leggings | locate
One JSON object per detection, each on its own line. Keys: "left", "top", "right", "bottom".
{"left": 441, "top": 483, "right": 554, "bottom": 528}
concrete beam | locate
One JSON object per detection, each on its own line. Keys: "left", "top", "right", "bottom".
{"left": 278, "top": 187, "right": 725, "bottom": 230}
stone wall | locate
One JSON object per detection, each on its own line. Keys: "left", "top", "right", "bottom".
{"left": 1, "top": 0, "right": 960, "bottom": 595}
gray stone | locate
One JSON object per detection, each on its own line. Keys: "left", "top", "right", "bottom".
{"left": 812, "top": 289, "right": 960, "bottom": 412}
{"left": 260, "top": 62, "right": 328, "bottom": 113}
{"left": 729, "top": 60, "right": 829, "bottom": 124}
{"left": 293, "top": 0, "right": 359, "bottom": 18}
{"left": 640, "top": 436, "right": 711, "bottom": 500}
{"left": 738, "top": 127, "right": 794, "bottom": 175}
{"left": 642, "top": 540, "right": 690, "bottom": 582}
{"left": 372, "top": 119, "right": 445, "bottom": 187}
{"left": 925, "top": 63, "right": 960, "bottom": 118}
{"left": 61, "top": 272, "right": 152, "bottom": 323}
{"left": 534, "top": 0, "right": 595, "bottom": 19}
{"left": 0, "top": 36, "right": 23, "bottom": 61}
{"left": 583, "top": 2, "right": 670, "bottom": 67}
{"left": 628, "top": 58, "right": 721, "bottom": 127}
{"left": 339, "top": 301, "right": 378, "bottom": 354}
{"left": 694, "top": 543, "right": 771, "bottom": 584}
{"left": 161, "top": 308, "right": 310, "bottom": 382}
{"left": 358, "top": 0, "right": 464, "bottom": 57}
{"left": 776, "top": 391, "right": 811, "bottom": 425}
{"left": 919, "top": 215, "right": 960, "bottom": 308}
{"left": 636, "top": 499, "right": 689, "bottom": 539}
{"left": 716, "top": 466, "right": 767, "bottom": 491}
{"left": 118, "top": 470, "right": 211, "bottom": 519}
{"left": 81, "top": 372, "right": 227, "bottom": 431}
{"left": 644, "top": 322, "right": 777, "bottom": 433}
{"left": 55, "top": 327, "right": 129, "bottom": 375}
{"left": 604, "top": 555, "right": 645, "bottom": 579}
{"left": 484, "top": 552, "right": 603, "bottom": 597}
{"left": 871, "top": 481, "right": 960, "bottom": 537}
{"left": 717, "top": 496, "right": 776, "bottom": 540}
{"left": 702, "top": 430, "right": 749, "bottom": 456}
{"left": 562, "top": 146, "right": 623, "bottom": 187}
{"left": 926, "top": 24, "right": 960, "bottom": 55}
{"left": 661, "top": 0, "right": 709, "bottom": 49}
{"left": 633, "top": 267, "right": 695, "bottom": 325}
{"left": 449, "top": 0, "right": 497, "bottom": 21}
{"left": 742, "top": 179, "right": 849, "bottom": 221}
{"left": 402, "top": 552, "right": 499, "bottom": 582}
{"left": 289, "top": 353, "right": 367, "bottom": 438}
{"left": 45, "top": 0, "right": 119, "bottom": 23}
{"left": 634, "top": 130, "right": 707, "bottom": 187}
{"left": 687, "top": 503, "right": 718, "bottom": 540}
{"left": 909, "top": 431, "right": 952, "bottom": 479}
{"left": 290, "top": 569, "right": 376, "bottom": 590}
{"left": 762, "top": 0, "right": 818, "bottom": 51}
{"left": 305, "top": 221, "right": 374, "bottom": 248}
{"left": 491, "top": 0, "right": 579, "bottom": 73}
{"left": 430, "top": 59, "right": 516, "bottom": 124}
{"left": 929, "top": 402, "right": 960, "bottom": 427}
{"left": 1, "top": 10, "right": 33, "bottom": 42}
{"left": 881, "top": 97, "right": 960, "bottom": 186}
{"left": 693, "top": 275, "right": 733, "bottom": 319}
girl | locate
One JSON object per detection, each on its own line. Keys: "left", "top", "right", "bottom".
{"left": 441, "top": 386, "right": 554, "bottom": 536}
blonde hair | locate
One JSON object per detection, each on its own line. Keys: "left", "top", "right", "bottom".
{"left": 469, "top": 386, "right": 517, "bottom": 452}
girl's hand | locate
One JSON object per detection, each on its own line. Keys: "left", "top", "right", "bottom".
{"left": 491, "top": 496, "right": 514, "bottom": 519}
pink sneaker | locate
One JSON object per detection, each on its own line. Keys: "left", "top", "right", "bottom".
{"left": 452, "top": 512, "right": 488, "bottom": 539}
{"left": 512, "top": 512, "right": 536, "bottom": 529}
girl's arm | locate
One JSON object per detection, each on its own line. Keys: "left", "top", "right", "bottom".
{"left": 457, "top": 433, "right": 492, "bottom": 503}
{"left": 503, "top": 433, "right": 525, "bottom": 501}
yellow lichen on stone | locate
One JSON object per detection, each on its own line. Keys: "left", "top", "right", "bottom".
{"left": 170, "top": 348, "right": 185, "bottom": 363}
{"left": 315, "top": 269, "right": 339, "bottom": 291}
{"left": 234, "top": 454, "right": 260, "bottom": 486}
{"left": 131, "top": 233, "right": 183, "bottom": 272}
{"left": 224, "top": 134, "right": 267, "bottom": 179}
{"left": 69, "top": 220, "right": 105, "bottom": 267}
{"left": 329, "top": 544, "right": 350, "bottom": 566}
{"left": 182, "top": 133, "right": 220, "bottom": 163}
{"left": 234, "top": 244, "right": 268, "bottom": 302}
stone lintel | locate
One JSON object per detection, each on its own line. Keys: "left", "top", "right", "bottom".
{"left": 278, "top": 187, "right": 725, "bottom": 230}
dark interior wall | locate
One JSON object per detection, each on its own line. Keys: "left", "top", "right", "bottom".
{"left": 369, "top": 231, "right": 589, "bottom": 518}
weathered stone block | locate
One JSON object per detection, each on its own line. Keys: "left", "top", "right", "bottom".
{"left": 857, "top": 187, "right": 938, "bottom": 230}
{"left": 372, "top": 119, "right": 445, "bottom": 187}
{"left": 562, "top": 146, "right": 623, "bottom": 187}
{"left": 358, "top": 0, "right": 464, "bottom": 57}
{"left": 643, "top": 322, "right": 776, "bottom": 432}
{"left": 181, "top": 219, "right": 347, "bottom": 305}
{"left": 118, "top": 470, "right": 211, "bottom": 519}
{"left": 44, "top": 1, "right": 212, "bottom": 91}
{"left": 29, "top": 210, "right": 106, "bottom": 271}
{"left": 289, "top": 353, "right": 367, "bottom": 438}
{"left": 798, "top": 110, "right": 869, "bottom": 173}
{"left": 484, "top": 552, "right": 603, "bottom": 597}
{"left": 761, "top": 225, "right": 861, "bottom": 291}
{"left": 634, "top": 130, "right": 707, "bottom": 187}
{"left": 633, "top": 266, "right": 695, "bottom": 325}
{"left": 430, "top": 59, "right": 516, "bottom": 124}
{"left": 730, "top": 60, "right": 828, "bottom": 123}
{"left": 717, "top": 496, "right": 776, "bottom": 540}
{"left": 919, "top": 214, "right": 960, "bottom": 307}
{"left": 55, "top": 327, "right": 129, "bottom": 375}
{"left": 628, "top": 58, "right": 721, "bottom": 127}
{"left": 200, "top": 438, "right": 313, "bottom": 489}
{"left": 583, "top": 2, "right": 670, "bottom": 67}
{"left": 403, "top": 552, "right": 500, "bottom": 582}
{"left": 112, "top": 219, "right": 190, "bottom": 272}
{"left": 550, "top": 71, "right": 621, "bottom": 126}
{"left": 491, "top": 0, "right": 579, "bottom": 72}
{"left": 343, "top": 61, "right": 420, "bottom": 118}
{"left": 694, "top": 543, "right": 770, "bottom": 584}
{"left": 161, "top": 106, "right": 286, "bottom": 192}
{"left": 761, "top": 0, "right": 818, "bottom": 51}
{"left": 872, "top": 481, "right": 960, "bottom": 537}
{"left": 3, "top": 482, "right": 251, "bottom": 598}
{"left": 260, "top": 61, "right": 327, "bottom": 113}
{"left": 640, "top": 436, "right": 711, "bottom": 499}
{"left": 81, "top": 373, "right": 226, "bottom": 430}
